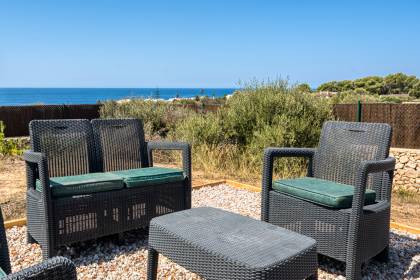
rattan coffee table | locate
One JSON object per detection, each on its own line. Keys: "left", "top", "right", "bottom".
{"left": 147, "top": 207, "right": 317, "bottom": 280}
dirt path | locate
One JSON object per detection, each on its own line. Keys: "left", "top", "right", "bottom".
{"left": 0, "top": 157, "right": 26, "bottom": 220}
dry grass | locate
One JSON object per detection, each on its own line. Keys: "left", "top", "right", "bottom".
{"left": 391, "top": 189, "right": 420, "bottom": 227}
{"left": 0, "top": 156, "right": 26, "bottom": 220}
{"left": 0, "top": 156, "right": 419, "bottom": 228}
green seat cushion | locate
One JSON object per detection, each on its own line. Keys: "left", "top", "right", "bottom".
{"left": 272, "top": 177, "right": 376, "bottom": 209}
{"left": 0, "top": 267, "right": 7, "bottom": 278}
{"left": 36, "top": 173, "right": 124, "bottom": 198}
{"left": 110, "top": 167, "right": 185, "bottom": 188}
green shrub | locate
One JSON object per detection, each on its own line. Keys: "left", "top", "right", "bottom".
{"left": 100, "top": 99, "right": 193, "bottom": 138}
{"left": 317, "top": 72, "right": 420, "bottom": 98}
{"left": 171, "top": 80, "right": 333, "bottom": 179}
{"left": 100, "top": 81, "right": 333, "bottom": 181}
{"left": 330, "top": 91, "right": 415, "bottom": 104}
{"left": 0, "top": 122, "right": 26, "bottom": 156}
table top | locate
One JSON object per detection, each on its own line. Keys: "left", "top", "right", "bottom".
{"left": 150, "top": 207, "right": 316, "bottom": 268}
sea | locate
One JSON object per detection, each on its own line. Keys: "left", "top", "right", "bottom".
{"left": 0, "top": 88, "right": 236, "bottom": 106}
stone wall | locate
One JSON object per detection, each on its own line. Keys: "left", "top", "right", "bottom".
{"left": 390, "top": 148, "right": 420, "bottom": 193}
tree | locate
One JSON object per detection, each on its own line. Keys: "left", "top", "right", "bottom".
{"left": 317, "top": 73, "right": 420, "bottom": 97}
{"left": 408, "top": 81, "right": 420, "bottom": 98}
{"left": 296, "top": 83, "right": 312, "bottom": 93}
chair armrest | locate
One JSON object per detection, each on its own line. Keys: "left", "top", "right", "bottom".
{"left": 351, "top": 157, "right": 396, "bottom": 212}
{"left": 261, "top": 147, "right": 316, "bottom": 222}
{"left": 23, "top": 151, "right": 55, "bottom": 258}
{"left": 346, "top": 157, "right": 395, "bottom": 264}
{"left": 23, "top": 151, "right": 45, "bottom": 164}
{"left": 341, "top": 200, "right": 391, "bottom": 214}
{"left": 23, "top": 151, "right": 51, "bottom": 196}
{"left": 147, "top": 141, "right": 192, "bottom": 208}
{"left": 147, "top": 141, "right": 192, "bottom": 180}
{"left": 5, "top": 257, "right": 77, "bottom": 280}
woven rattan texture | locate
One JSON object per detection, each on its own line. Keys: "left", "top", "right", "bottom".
{"left": 25, "top": 119, "right": 191, "bottom": 259}
{"left": 148, "top": 207, "right": 318, "bottom": 280}
{"left": 261, "top": 121, "right": 395, "bottom": 280}
{"left": 1, "top": 207, "right": 77, "bottom": 279}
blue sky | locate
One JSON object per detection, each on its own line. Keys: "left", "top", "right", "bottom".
{"left": 0, "top": 1, "right": 419, "bottom": 88}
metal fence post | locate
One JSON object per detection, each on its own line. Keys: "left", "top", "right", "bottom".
{"left": 356, "top": 99, "right": 362, "bottom": 122}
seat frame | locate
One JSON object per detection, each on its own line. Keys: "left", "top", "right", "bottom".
{"left": 25, "top": 118, "right": 191, "bottom": 259}
{"left": 261, "top": 121, "right": 395, "bottom": 280}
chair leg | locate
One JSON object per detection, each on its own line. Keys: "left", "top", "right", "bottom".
{"left": 26, "top": 231, "right": 36, "bottom": 244}
{"left": 373, "top": 246, "right": 389, "bottom": 262}
{"left": 41, "top": 242, "right": 56, "bottom": 260}
{"left": 147, "top": 247, "right": 159, "bottom": 280}
{"left": 345, "top": 259, "right": 362, "bottom": 280}
{"left": 306, "top": 269, "right": 318, "bottom": 279}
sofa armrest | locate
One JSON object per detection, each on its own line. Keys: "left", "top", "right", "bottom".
{"left": 23, "top": 151, "right": 51, "bottom": 195}
{"left": 147, "top": 141, "right": 192, "bottom": 208}
{"left": 5, "top": 257, "right": 77, "bottom": 280}
{"left": 261, "top": 147, "right": 316, "bottom": 222}
{"left": 147, "top": 141, "right": 192, "bottom": 180}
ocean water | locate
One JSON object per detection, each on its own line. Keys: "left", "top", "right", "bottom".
{"left": 0, "top": 88, "right": 236, "bottom": 105}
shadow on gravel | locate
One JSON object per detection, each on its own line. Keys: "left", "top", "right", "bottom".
{"left": 318, "top": 231, "right": 420, "bottom": 279}
{"left": 59, "top": 228, "right": 150, "bottom": 267}
{"left": 56, "top": 228, "right": 420, "bottom": 280}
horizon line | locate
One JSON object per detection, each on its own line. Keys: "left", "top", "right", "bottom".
{"left": 0, "top": 86, "right": 240, "bottom": 89}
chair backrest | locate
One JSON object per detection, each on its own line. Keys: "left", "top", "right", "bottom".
{"left": 0, "top": 209, "right": 11, "bottom": 275}
{"left": 29, "top": 119, "right": 97, "bottom": 177}
{"left": 91, "top": 118, "right": 147, "bottom": 172}
{"left": 312, "top": 121, "right": 392, "bottom": 198}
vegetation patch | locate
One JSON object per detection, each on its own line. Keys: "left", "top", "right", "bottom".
{"left": 318, "top": 73, "right": 420, "bottom": 102}
{"left": 0, "top": 122, "right": 28, "bottom": 156}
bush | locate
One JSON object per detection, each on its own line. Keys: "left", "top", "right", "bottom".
{"left": 100, "top": 99, "right": 194, "bottom": 139}
{"left": 330, "top": 91, "right": 416, "bottom": 104}
{"left": 317, "top": 72, "right": 420, "bottom": 98}
{"left": 171, "top": 80, "right": 333, "bottom": 180}
{"left": 0, "top": 122, "right": 26, "bottom": 156}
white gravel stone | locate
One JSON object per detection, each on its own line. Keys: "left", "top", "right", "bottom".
{"left": 5, "top": 184, "right": 420, "bottom": 279}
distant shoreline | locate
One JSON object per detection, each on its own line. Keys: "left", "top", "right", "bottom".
{"left": 0, "top": 88, "right": 237, "bottom": 106}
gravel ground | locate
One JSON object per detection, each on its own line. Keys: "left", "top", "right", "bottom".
{"left": 6, "top": 184, "right": 420, "bottom": 279}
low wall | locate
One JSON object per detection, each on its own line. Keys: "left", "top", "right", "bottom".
{"left": 390, "top": 148, "right": 420, "bottom": 193}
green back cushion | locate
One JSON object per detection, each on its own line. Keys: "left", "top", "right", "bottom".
{"left": 36, "top": 172, "right": 124, "bottom": 197}
{"left": 0, "top": 266, "right": 7, "bottom": 278}
{"left": 110, "top": 167, "right": 185, "bottom": 188}
{"left": 273, "top": 177, "right": 376, "bottom": 209}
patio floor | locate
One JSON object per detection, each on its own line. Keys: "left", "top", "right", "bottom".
{"left": 6, "top": 184, "right": 420, "bottom": 280}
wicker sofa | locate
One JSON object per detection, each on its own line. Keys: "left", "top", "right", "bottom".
{"left": 0, "top": 207, "right": 77, "bottom": 279}
{"left": 261, "top": 121, "right": 395, "bottom": 280}
{"left": 25, "top": 118, "right": 191, "bottom": 259}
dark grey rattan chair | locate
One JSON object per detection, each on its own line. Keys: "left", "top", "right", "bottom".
{"left": 25, "top": 118, "right": 191, "bottom": 259}
{"left": 261, "top": 121, "right": 395, "bottom": 280}
{"left": 0, "top": 208, "right": 77, "bottom": 279}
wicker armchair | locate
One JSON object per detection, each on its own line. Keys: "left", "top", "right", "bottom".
{"left": 25, "top": 118, "right": 191, "bottom": 259}
{"left": 261, "top": 121, "right": 395, "bottom": 280}
{"left": 0, "top": 208, "right": 77, "bottom": 279}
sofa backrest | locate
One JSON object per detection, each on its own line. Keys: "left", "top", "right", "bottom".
{"left": 91, "top": 118, "right": 147, "bottom": 172}
{"left": 312, "top": 121, "right": 392, "bottom": 197}
{"left": 29, "top": 119, "right": 98, "bottom": 177}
